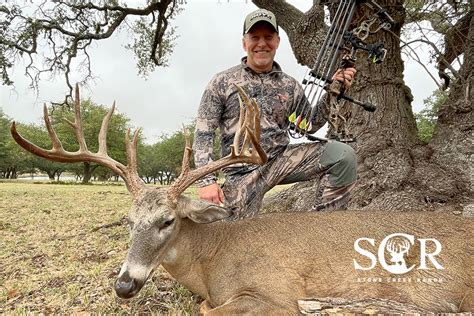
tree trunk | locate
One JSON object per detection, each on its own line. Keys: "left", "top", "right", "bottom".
{"left": 428, "top": 13, "right": 473, "bottom": 211}
{"left": 9, "top": 167, "right": 17, "bottom": 179}
{"left": 82, "top": 162, "right": 99, "bottom": 184}
{"left": 83, "top": 162, "right": 92, "bottom": 183}
{"left": 255, "top": 0, "right": 472, "bottom": 214}
{"left": 56, "top": 169, "right": 64, "bottom": 181}
{"left": 46, "top": 171, "right": 55, "bottom": 180}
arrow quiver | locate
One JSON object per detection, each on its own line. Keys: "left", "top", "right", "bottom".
{"left": 288, "top": 0, "right": 393, "bottom": 142}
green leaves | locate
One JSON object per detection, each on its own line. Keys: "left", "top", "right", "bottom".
{"left": 415, "top": 89, "right": 447, "bottom": 142}
{"left": 138, "top": 125, "right": 193, "bottom": 185}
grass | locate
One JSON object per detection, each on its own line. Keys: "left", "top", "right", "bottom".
{"left": 0, "top": 181, "right": 292, "bottom": 314}
{"left": 0, "top": 182, "right": 199, "bottom": 314}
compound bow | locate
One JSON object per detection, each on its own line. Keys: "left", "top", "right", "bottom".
{"left": 288, "top": 0, "right": 394, "bottom": 142}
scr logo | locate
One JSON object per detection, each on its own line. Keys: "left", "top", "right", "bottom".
{"left": 353, "top": 233, "right": 444, "bottom": 274}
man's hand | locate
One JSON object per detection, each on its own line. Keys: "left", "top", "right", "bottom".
{"left": 333, "top": 67, "right": 356, "bottom": 89}
{"left": 198, "top": 183, "right": 225, "bottom": 205}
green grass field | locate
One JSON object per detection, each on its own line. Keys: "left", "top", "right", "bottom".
{"left": 0, "top": 181, "right": 291, "bottom": 314}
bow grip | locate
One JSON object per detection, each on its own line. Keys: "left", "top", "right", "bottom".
{"left": 340, "top": 56, "right": 356, "bottom": 69}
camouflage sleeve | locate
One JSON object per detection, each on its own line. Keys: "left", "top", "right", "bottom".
{"left": 192, "top": 75, "right": 225, "bottom": 187}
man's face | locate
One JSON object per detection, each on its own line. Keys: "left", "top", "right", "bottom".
{"left": 242, "top": 22, "right": 280, "bottom": 73}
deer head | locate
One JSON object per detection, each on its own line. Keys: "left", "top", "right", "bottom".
{"left": 386, "top": 238, "right": 411, "bottom": 267}
{"left": 10, "top": 84, "right": 267, "bottom": 299}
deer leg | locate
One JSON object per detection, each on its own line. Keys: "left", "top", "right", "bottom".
{"left": 201, "top": 295, "right": 292, "bottom": 316}
{"left": 198, "top": 300, "right": 213, "bottom": 315}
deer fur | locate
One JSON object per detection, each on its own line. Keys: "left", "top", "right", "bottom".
{"left": 116, "top": 188, "right": 473, "bottom": 314}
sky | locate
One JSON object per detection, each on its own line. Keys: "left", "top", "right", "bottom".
{"left": 0, "top": 0, "right": 439, "bottom": 144}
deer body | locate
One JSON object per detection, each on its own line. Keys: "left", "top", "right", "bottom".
{"left": 146, "top": 204, "right": 472, "bottom": 313}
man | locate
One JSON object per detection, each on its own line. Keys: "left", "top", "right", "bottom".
{"left": 193, "top": 9, "right": 357, "bottom": 220}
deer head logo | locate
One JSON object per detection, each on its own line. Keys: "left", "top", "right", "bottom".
{"left": 386, "top": 238, "right": 411, "bottom": 273}
{"left": 378, "top": 233, "right": 415, "bottom": 274}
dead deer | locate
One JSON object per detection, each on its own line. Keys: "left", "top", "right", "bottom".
{"left": 11, "top": 85, "right": 473, "bottom": 314}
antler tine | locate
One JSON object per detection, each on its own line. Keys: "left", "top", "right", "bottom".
{"left": 10, "top": 84, "right": 145, "bottom": 200}
{"left": 98, "top": 101, "right": 115, "bottom": 155}
{"left": 124, "top": 128, "right": 144, "bottom": 199}
{"left": 180, "top": 127, "right": 193, "bottom": 175}
{"left": 167, "top": 127, "right": 193, "bottom": 206}
{"left": 232, "top": 94, "right": 246, "bottom": 156}
{"left": 401, "top": 239, "right": 410, "bottom": 251}
{"left": 65, "top": 83, "right": 88, "bottom": 152}
{"left": 43, "top": 103, "right": 64, "bottom": 152}
{"left": 235, "top": 85, "right": 267, "bottom": 163}
{"left": 167, "top": 85, "right": 268, "bottom": 207}
{"left": 386, "top": 240, "right": 395, "bottom": 252}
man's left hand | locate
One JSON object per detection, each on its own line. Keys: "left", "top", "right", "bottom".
{"left": 333, "top": 67, "right": 356, "bottom": 89}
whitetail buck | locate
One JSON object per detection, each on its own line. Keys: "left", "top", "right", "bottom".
{"left": 11, "top": 85, "right": 473, "bottom": 314}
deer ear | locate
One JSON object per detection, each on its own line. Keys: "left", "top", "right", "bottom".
{"left": 177, "top": 197, "right": 232, "bottom": 223}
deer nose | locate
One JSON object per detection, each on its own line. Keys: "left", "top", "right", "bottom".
{"left": 115, "top": 271, "right": 137, "bottom": 299}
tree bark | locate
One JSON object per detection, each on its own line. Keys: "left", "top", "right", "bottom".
{"left": 429, "top": 12, "right": 473, "bottom": 209}
{"left": 83, "top": 162, "right": 92, "bottom": 184}
{"left": 82, "top": 162, "right": 99, "bottom": 184}
{"left": 46, "top": 171, "right": 55, "bottom": 180}
{"left": 256, "top": 0, "right": 472, "bottom": 214}
{"left": 55, "top": 169, "right": 63, "bottom": 181}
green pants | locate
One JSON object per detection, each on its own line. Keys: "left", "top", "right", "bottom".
{"left": 222, "top": 140, "right": 357, "bottom": 220}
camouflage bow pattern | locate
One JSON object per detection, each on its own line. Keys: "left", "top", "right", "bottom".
{"left": 288, "top": 0, "right": 394, "bottom": 142}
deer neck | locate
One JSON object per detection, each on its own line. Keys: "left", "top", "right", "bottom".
{"left": 161, "top": 218, "right": 225, "bottom": 298}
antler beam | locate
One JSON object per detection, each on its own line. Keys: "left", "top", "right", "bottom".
{"left": 10, "top": 84, "right": 144, "bottom": 200}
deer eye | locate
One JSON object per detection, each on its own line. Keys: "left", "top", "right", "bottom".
{"left": 162, "top": 218, "right": 175, "bottom": 229}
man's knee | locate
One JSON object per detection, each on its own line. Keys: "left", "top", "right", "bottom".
{"left": 319, "top": 141, "right": 357, "bottom": 187}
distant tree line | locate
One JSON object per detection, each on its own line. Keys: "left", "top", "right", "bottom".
{"left": 0, "top": 101, "right": 204, "bottom": 185}
{"left": 1, "top": 88, "right": 439, "bottom": 185}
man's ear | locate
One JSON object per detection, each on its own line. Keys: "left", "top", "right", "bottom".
{"left": 176, "top": 197, "right": 232, "bottom": 223}
{"left": 242, "top": 36, "right": 247, "bottom": 51}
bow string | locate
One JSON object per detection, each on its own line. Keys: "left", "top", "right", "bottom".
{"left": 288, "top": 0, "right": 394, "bottom": 142}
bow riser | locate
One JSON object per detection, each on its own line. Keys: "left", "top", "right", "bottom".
{"left": 288, "top": 0, "right": 394, "bottom": 142}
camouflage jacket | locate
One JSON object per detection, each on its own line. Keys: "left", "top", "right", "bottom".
{"left": 193, "top": 57, "right": 328, "bottom": 187}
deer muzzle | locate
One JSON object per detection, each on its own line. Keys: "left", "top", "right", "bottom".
{"left": 115, "top": 258, "right": 152, "bottom": 299}
{"left": 115, "top": 270, "right": 145, "bottom": 299}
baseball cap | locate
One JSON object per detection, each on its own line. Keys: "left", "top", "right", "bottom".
{"left": 243, "top": 9, "right": 279, "bottom": 35}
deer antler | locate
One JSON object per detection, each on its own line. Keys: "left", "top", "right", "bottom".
{"left": 167, "top": 84, "right": 268, "bottom": 206}
{"left": 10, "top": 84, "right": 144, "bottom": 200}
{"left": 387, "top": 239, "right": 410, "bottom": 255}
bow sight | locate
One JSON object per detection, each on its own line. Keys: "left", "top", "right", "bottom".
{"left": 288, "top": 0, "right": 394, "bottom": 142}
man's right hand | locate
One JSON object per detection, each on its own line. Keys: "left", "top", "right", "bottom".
{"left": 198, "top": 183, "right": 225, "bottom": 205}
